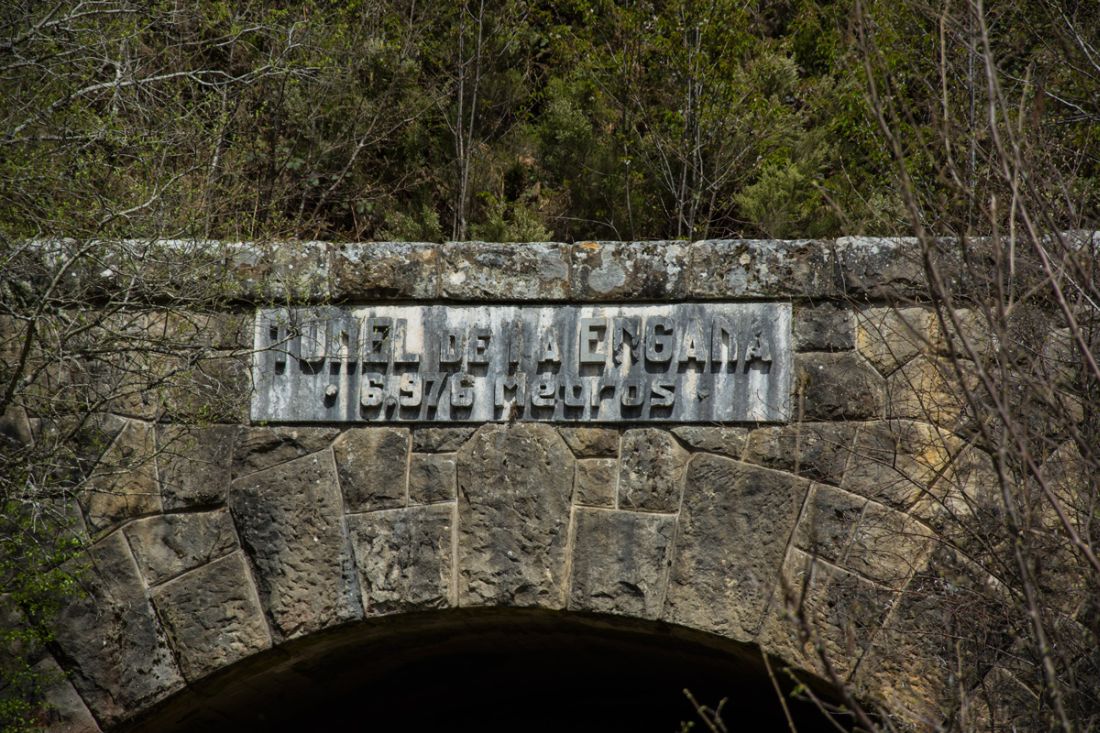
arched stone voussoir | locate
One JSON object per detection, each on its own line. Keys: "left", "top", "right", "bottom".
{"left": 227, "top": 450, "right": 363, "bottom": 641}
{"left": 50, "top": 531, "right": 184, "bottom": 729}
{"left": 663, "top": 453, "right": 811, "bottom": 643}
{"left": 455, "top": 423, "right": 574, "bottom": 609}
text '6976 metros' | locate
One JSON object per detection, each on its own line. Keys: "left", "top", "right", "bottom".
{"left": 250, "top": 303, "right": 791, "bottom": 423}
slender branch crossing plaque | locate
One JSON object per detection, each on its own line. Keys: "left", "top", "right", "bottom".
{"left": 251, "top": 304, "right": 791, "bottom": 423}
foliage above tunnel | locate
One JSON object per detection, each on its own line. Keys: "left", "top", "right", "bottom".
{"left": 1, "top": 0, "right": 1097, "bottom": 244}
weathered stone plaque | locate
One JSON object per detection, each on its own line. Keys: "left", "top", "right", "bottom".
{"left": 251, "top": 304, "right": 790, "bottom": 423}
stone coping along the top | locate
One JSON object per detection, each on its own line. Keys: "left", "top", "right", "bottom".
{"left": 11, "top": 236, "right": 991, "bottom": 304}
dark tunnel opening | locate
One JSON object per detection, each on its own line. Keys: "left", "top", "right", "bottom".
{"left": 119, "top": 609, "right": 857, "bottom": 732}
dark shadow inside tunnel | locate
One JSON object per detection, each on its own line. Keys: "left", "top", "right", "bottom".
{"left": 118, "top": 609, "right": 855, "bottom": 732}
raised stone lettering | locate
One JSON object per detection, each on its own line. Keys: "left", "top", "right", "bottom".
{"left": 252, "top": 304, "right": 791, "bottom": 423}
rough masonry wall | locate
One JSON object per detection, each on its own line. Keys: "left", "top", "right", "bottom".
{"left": 8, "top": 238, "right": 1076, "bottom": 732}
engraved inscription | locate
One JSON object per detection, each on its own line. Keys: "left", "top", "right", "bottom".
{"left": 251, "top": 304, "right": 791, "bottom": 423}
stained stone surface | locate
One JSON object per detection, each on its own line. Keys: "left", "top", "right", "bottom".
{"left": 568, "top": 508, "right": 675, "bottom": 618}
{"left": 51, "top": 532, "right": 183, "bottom": 727}
{"left": 743, "top": 422, "right": 857, "bottom": 484}
{"left": 618, "top": 429, "right": 689, "bottom": 512}
{"left": 558, "top": 427, "right": 620, "bottom": 457}
{"left": 571, "top": 240, "right": 687, "bottom": 299}
{"left": 408, "top": 453, "right": 457, "bottom": 504}
{"left": 456, "top": 424, "right": 574, "bottom": 607}
{"left": 886, "top": 355, "right": 972, "bottom": 426}
{"left": 856, "top": 306, "right": 933, "bottom": 375}
{"left": 669, "top": 426, "right": 747, "bottom": 460}
{"left": 156, "top": 425, "right": 236, "bottom": 508}
{"left": 347, "top": 505, "right": 454, "bottom": 615}
{"left": 227, "top": 240, "right": 330, "bottom": 302}
{"left": 412, "top": 427, "right": 476, "bottom": 452}
{"left": 844, "top": 501, "right": 933, "bottom": 588}
{"left": 686, "top": 239, "right": 836, "bottom": 298}
{"left": 125, "top": 508, "right": 238, "bottom": 586}
{"left": 80, "top": 421, "right": 160, "bottom": 534}
{"left": 834, "top": 236, "right": 928, "bottom": 299}
{"left": 331, "top": 242, "right": 438, "bottom": 300}
{"left": 759, "top": 548, "right": 897, "bottom": 680}
{"left": 792, "top": 484, "right": 867, "bottom": 564}
{"left": 795, "top": 352, "right": 885, "bottom": 420}
{"left": 33, "top": 656, "right": 103, "bottom": 733}
{"left": 665, "top": 455, "right": 809, "bottom": 640}
{"left": 332, "top": 427, "right": 409, "bottom": 511}
{"left": 573, "top": 458, "right": 617, "bottom": 507}
{"left": 843, "top": 420, "right": 953, "bottom": 511}
{"left": 441, "top": 241, "right": 570, "bottom": 300}
{"left": 229, "top": 452, "right": 361, "bottom": 639}
{"left": 794, "top": 302, "right": 855, "bottom": 351}
{"left": 150, "top": 551, "right": 271, "bottom": 682}
{"left": 232, "top": 426, "right": 341, "bottom": 477}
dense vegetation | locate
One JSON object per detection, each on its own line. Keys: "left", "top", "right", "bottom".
{"left": 2, "top": 1, "right": 1096, "bottom": 244}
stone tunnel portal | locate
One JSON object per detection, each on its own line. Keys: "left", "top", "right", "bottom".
{"left": 117, "top": 610, "right": 851, "bottom": 733}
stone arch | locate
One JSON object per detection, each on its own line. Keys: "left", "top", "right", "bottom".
{"left": 43, "top": 421, "right": 947, "bottom": 731}
{"left": 113, "top": 608, "right": 848, "bottom": 732}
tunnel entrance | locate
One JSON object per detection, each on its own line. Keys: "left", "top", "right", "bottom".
{"left": 120, "top": 610, "right": 853, "bottom": 732}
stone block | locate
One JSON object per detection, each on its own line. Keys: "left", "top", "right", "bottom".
{"left": 158, "top": 353, "right": 252, "bottom": 424}
{"left": 0, "top": 405, "right": 32, "bottom": 449}
{"left": 80, "top": 421, "right": 160, "bottom": 535}
{"left": 855, "top": 306, "right": 933, "bottom": 375}
{"left": 331, "top": 242, "right": 439, "bottom": 300}
{"left": 332, "top": 427, "right": 409, "bottom": 511}
{"left": 843, "top": 420, "right": 957, "bottom": 512}
{"left": 687, "top": 239, "right": 836, "bottom": 298}
{"left": 456, "top": 424, "right": 573, "bottom": 607}
{"left": 886, "top": 355, "right": 970, "bottom": 427}
{"left": 969, "top": 668, "right": 1041, "bottom": 733}
{"left": 151, "top": 311, "right": 252, "bottom": 350}
{"left": 125, "top": 509, "right": 239, "bottom": 587}
{"left": 347, "top": 505, "right": 454, "bottom": 615}
{"left": 411, "top": 427, "right": 476, "bottom": 452}
{"left": 571, "top": 240, "right": 687, "bottom": 299}
{"left": 760, "top": 548, "right": 897, "bottom": 681}
{"left": 795, "top": 352, "right": 885, "bottom": 421}
{"left": 440, "top": 241, "right": 570, "bottom": 300}
{"left": 921, "top": 445, "right": 998, "bottom": 529}
{"left": 33, "top": 412, "right": 126, "bottom": 486}
{"left": 568, "top": 508, "right": 675, "bottom": 618}
{"left": 151, "top": 551, "right": 271, "bottom": 682}
{"left": 855, "top": 544, "right": 999, "bottom": 725}
{"left": 232, "top": 427, "right": 340, "bottom": 477}
{"left": 229, "top": 452, "right": 361, "bottom": 640}
{"left": 227, "top": 240, "right": 330, "bottom": 302}
{"left": 51, "top": 532, "right": 183, "bottom": 727}
{"left": 743, "top": 422, "right": 857, "bottom": 484}
{"left": 929, "top": 307, "right": 995, "bottom": 359}
{"left": 665, "top": 455, "right": 809, "bottom": 640}
{"left": 670, "top": 426, "right": 747, "bottom": 459}
{"left": 408, "top": 453, "right": 457, "bottom": 504}
{"left": 833, "top": 236, "right": 928, "bottom": 300}
{"left": 618, "top": 429, "right": 689, "bottom": 512}
{"left": 156, "top": 425, "right": 236, "bottom": 509}
{"left": 844, "top": 502, "right": 933, "bottom": 588}
{"left": 558, "top": 427, "right": 620, "bottom": 458}
{"left": 33, "top": 656, "right": 103, "bottom": 733}
{"left": 792, "top": 484, "right": 867, "bottom": 565}
{"left": 794, "top": 302, "right": 855, "bottom": 351}
{"left": 573, "top": 458, "right": 617, "bottom": 507}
